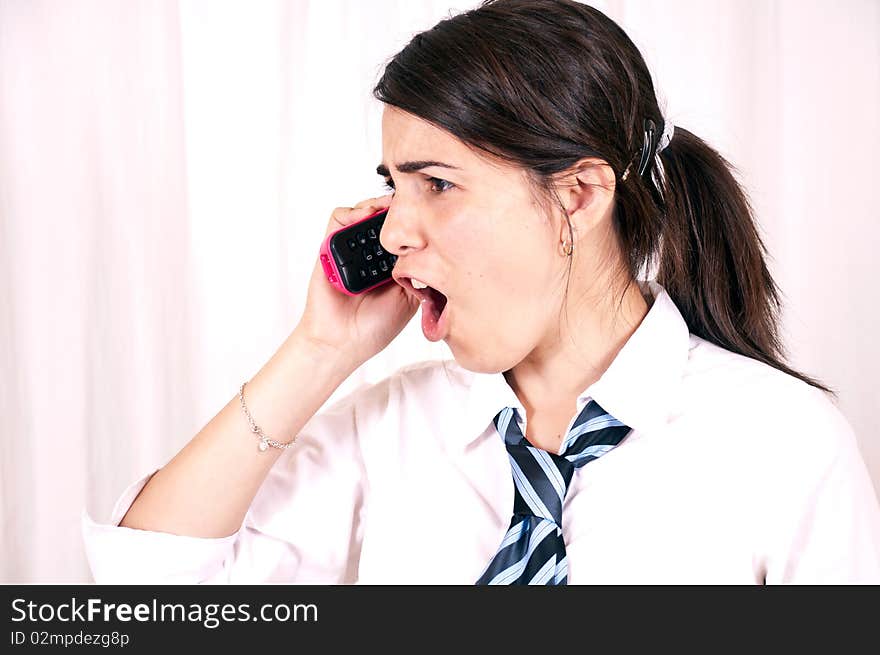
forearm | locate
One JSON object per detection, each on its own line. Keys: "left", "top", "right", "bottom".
{"left": 118, "top": 327, "right": 359, "bottom": 538}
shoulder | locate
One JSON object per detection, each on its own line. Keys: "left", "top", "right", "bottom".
{"left": 288, "top": 358, "right": 464, "bottom": 465}
{"left": 390, "top": 357, "right": 466, "bottom": 387}
{"left": 680, "top": 335, "right": 856, "bottom": 463}
{"left": 316, "top": 358, "right": 467, "bottom": 421}
{"left": 674, "top": 338, "right": 879, "bottom": 543}
{"left": 368, "top": 357, "right": 466, "bottom": 399}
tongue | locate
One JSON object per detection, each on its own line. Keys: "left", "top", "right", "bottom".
{"left": 420, "top": 287, "right": 448, "bottom": 342}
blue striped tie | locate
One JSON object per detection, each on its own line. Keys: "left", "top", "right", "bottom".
{"left": 476, "top": 400, "right": 631, "bottom": 585}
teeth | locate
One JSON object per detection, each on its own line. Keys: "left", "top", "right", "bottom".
{"left": 411, "top": 278, "right": 429, "bottom": 289}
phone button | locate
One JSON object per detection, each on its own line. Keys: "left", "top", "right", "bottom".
{"left": 328, "top": 273, "right": 338, "bottom": 284}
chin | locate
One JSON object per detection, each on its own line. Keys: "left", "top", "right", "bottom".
{"left": 448, "top": 338, "right": 521, "bottom": 375}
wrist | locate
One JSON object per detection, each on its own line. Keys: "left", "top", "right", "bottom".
{"left": 289, "top": 325, "right": 363, "bottom": 376}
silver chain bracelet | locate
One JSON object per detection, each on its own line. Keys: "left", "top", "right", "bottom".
{"left": 239, "top": 381, "right": 295, "bottom": 452}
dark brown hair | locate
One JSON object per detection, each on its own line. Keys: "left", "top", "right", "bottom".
{"left": 373, "top": 0, "right": 831, "bottom": 394}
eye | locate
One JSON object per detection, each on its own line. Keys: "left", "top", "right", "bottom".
{"left": 427, "top": 177, "right": 454, "bottom": 194}
{"left": 382, "top": 176, "right": 455, "bottom": 194}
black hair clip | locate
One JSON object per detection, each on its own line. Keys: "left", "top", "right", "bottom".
{"left": 636, "top": 118, "right": 656, "bottom": 178}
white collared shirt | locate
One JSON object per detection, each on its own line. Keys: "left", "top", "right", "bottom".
{"left": 81, "top": 281, "right": 880, "bottom": 584}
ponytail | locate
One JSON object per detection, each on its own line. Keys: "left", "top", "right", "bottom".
{"left": 651, "top": 127, "right": 833, "bottom": 394}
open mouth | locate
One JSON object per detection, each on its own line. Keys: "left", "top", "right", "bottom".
{"left": 417, "top": 285, "right": 448, "bottom": 319}
{"left": 402, "top": 277, "right": 450, "bottom": 342}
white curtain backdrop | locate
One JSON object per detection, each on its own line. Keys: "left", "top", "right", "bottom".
{"left": 1, "top": 0, "right": 878, "bottom": 583}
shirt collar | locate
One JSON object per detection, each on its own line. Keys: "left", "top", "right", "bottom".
{"left": 457, "top": 280, "right": 690, "bottom": 452}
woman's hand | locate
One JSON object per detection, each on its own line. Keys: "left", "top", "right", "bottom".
{"left": 297, "top": 195, "right": 418, "bottom": 367}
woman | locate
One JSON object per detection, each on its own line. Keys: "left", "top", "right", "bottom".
{"left": 82, "top": 0, "right": 880, "bottom": 584}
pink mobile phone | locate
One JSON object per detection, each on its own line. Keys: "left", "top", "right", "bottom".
{"left": 319, "top": 208, "right": 397, "bottom": 296}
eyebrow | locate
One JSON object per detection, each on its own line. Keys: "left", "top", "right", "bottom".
{"left": 376, "top": 160, "right": 461, "bottom": 177}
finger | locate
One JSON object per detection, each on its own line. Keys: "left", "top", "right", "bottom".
{"left": 327, "top": 204, "right": 371, "bottom": 229}
{"left": 353, "top": 194, "right": 393, "bottom": 209}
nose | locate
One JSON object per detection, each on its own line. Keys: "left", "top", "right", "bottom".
{"left": 379, "top": 199, "right": 427, "bottom": 257}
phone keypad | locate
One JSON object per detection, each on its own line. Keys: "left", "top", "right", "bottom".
{"left": 331, "top": 215, "right": 397, "bottom": 292}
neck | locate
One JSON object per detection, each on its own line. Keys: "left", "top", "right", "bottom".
{"left": 504, "top": 278, "right": 651, "bottom": 417}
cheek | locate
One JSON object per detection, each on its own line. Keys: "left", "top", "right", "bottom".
{"left": 456, "top": 235, "right": 557, "bottom": 329}
{"left": 444, "top": 213, "right": 560, "bottom": 370}
{"left": 445, "top": 202, "right": 559, "bottom": 323}
{"left": 450, "top": 264, "right": 554, "bottom": 372}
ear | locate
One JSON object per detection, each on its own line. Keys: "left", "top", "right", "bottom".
{"left": 553, "top": 157, "right": 617, "bottom": 240}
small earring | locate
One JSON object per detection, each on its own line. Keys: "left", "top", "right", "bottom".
{"left": 560, "top": 239, "right": 573, "bottom": 257}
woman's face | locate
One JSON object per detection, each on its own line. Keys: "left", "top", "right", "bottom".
{"left": 379, "top": 106, "right": 572, "bottom": 373}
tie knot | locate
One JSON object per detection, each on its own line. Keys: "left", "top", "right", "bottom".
{"left": 494, "top": 402, "right": 630, "bottom": 462}
{"left": 493, "top": 401, "right": 631, "bottom": 525}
